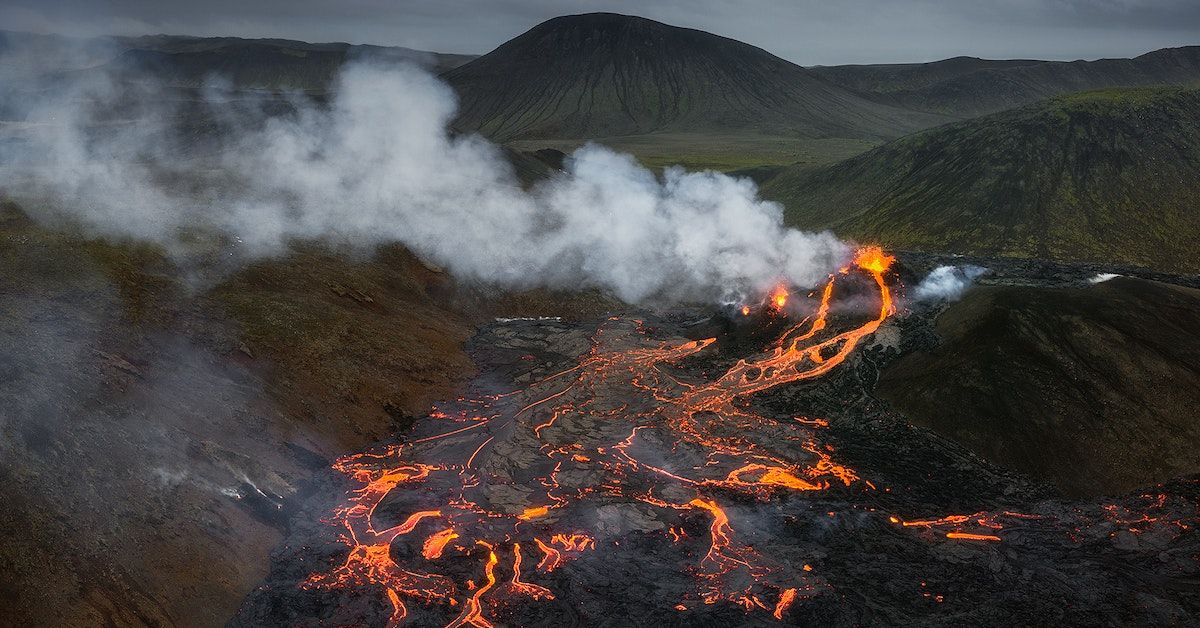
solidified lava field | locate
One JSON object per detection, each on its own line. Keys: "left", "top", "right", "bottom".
{"left": 234, "top": 251, "right": 1199, "bottom": 627}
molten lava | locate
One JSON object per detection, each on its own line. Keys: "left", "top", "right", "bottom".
{"left": 304, "top": 247, "right": 900, "bottom": 625}
{"left": 770, "top": 285, "right": 789, "bottom": 310}
{"left": 854, "top": 245, "right": 895, "bottom": 274}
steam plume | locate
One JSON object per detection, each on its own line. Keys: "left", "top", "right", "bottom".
{"left": 2, "top": 60, "right": 848, "bottom": 302}
{"left": 913, "top": 265, "right": 987, "bottom": 302}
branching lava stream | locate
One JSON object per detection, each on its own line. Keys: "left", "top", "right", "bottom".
{"left": 300, "top": 247, "right": 898, "bottom": 625}
{"left": 294, "top": 246, "right": 1195, "bottom": 625}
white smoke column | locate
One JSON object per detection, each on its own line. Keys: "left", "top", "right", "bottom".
{"left": 5, "top": 61, "right": 849, "bottom": 303}
{"left": 4, "top": 70, "right": 190, "bottom": 242}
{"left": 1088, "top": 273, "right": 1120, "bottom": 284}
{"left": 913, "top": 265, "right": 988, "bottom": 302}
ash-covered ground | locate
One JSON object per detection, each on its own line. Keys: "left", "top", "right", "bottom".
{"left": 232, "top": 254, "right": 1199, "bottom": 627}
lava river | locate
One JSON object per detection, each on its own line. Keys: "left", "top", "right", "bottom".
{"left": 275, "top": 245, "right": 1198, "bottom": 627}
{"left": 299, "top": 247, "right": 896, "bottom": 625}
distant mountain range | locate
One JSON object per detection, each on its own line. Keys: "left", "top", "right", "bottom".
{"left": 5, "top": 17, "right": 1198, "bottom": 130}
{"left": 104, "top": 37, "right": 475, "bottom": 91}
{"left": 441, "top": 13, "right": 950, "bottom": 141}
{"left": 0, "top": 30, "right": 475, "bottom": 92}
{"left": 762, "top": 86, "right": 1200, "bottom": 272}
{"left": 811, "top": 46, "right": 1200, "bottom": 117}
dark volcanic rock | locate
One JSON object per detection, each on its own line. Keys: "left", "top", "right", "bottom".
{"left": 878, "top": 276, "right": 1200, "bottom": 497}
{"left": 233, "top": 271, "right": 1200, "bottom": 627}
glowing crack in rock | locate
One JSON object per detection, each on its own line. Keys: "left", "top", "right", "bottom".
{"left": 302, "top": 246, "right": 897, "bottom": 625}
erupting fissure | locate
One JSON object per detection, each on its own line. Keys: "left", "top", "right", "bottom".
{"left": 304, "top": 247, "right": 900, "bottom": 625}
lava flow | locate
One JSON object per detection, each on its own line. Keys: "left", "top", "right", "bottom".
{"left": 303, "top": 246, "right": 897, "bottom": 625}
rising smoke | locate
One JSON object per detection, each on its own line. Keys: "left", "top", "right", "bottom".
{"left": 1, "top": 59, "right": 848, "bottom": 303}
{"left": 913, "top": 265, "right": 988, "bottom": 302}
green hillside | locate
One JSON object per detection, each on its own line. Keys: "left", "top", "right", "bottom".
{"left": 442, "top": 13, "right": 950, "bottom": 142}
{"left": 763, "top": 87, "right": 1200, "bottom": 273}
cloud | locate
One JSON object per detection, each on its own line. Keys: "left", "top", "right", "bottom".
{"left": 2, "top": 59, "right": 848, "bottom": 303}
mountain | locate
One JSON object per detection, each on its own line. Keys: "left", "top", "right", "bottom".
{"left": 809, "top": 56, "right": 1046, "bottom": 94}
{"left": 878, "top": 276, "right": 1200, "bottom": 497}
{"left": 0, "top": 30, "right": 475, "bottom": 92}
{"left": 763, "top": 87, "right": 1200, "bottom": 273}
{"left": 811, "top": 46, "right": 1200, "bottom": 117}
{"left": 441, "top": 13, "right": 951, "bottom": 142}
{"left": 103, "top": 37, "right": 474, "bottom": 92}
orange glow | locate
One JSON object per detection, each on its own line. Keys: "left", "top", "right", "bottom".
{"left": 534, "top": 537, "right": 562, "bottom": 573}
{"left": 945, "top": 532, "right": 1001, "bottom": 542}
{"left": 446, "top": 548, "right": 498, "bottom": 628}
{"left": 720, "top": 463, "right": 824, "bottom": 491}
{"left": 773, "top": 588, "right": 797, "bottom": 619}
{"left": 385, "top": 588, "right": 407, "bottom": 624}
{"left": 510, "top": 543, "right": 554, "bottom": 600}
{"left": 888, "top": 511, "right": 1029, "bottom": 543}
{"left": 518, "top": 505, "right": 550, "bottom": 521}
{"left": 854, "top": 245, "right": 895, "bottom": 274}
{"left": 689, "top": 498, "right": 734, "bottom": 567}
{"left": 422, "top": 528, "right": 459, "bottom": 560}
{"left": 550, "top": 533, "right": 596, "bottom": 552}
{"left": 383, "top": 509, "right": 441, "bottom": 537}
{"left": 770, "top": 285, "right": 789, "bottom": 310}
{"left": 303, "top": 252, "right": 903, "bottom": 622}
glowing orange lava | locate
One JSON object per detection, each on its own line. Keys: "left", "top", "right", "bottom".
{"left": 854, "top": 245, "right": 895, "bottom": 274}
{"left": 773, "top": 587, "right": 797, "bottom": 619}
{"left": 304, "top": 247, "right": 900, "bottom": 625}
{"left": 945, "top": 532, "right": 1001, "bottom": 542}
{"left": 423, "top": 528, "right": 459, "bottom": 560}
{"left": 447, "top": 546, "right": 498, "bottom": 628}
{"left": 771, "top": 285, "right": 789, "bottom": 310}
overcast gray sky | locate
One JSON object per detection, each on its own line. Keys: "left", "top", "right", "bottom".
{"left": 2, "top": 0, "right": 1198, "bottom": 65}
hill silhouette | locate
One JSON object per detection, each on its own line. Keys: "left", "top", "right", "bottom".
{"left": 764, "top": 87, "right": 1200, "bottom": 272}
{"left": 0, "top": 30, "right": 474, "bottom": 93}
{"left": 442, "top": 13, "right": 950, "bottom": 141}
{"left": 812, "top": 47, "right": 1200, "bottom": 117}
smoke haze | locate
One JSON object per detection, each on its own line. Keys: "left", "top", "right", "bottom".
{"left": 1, "top": 60, "right": 848, "bottom": 303}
